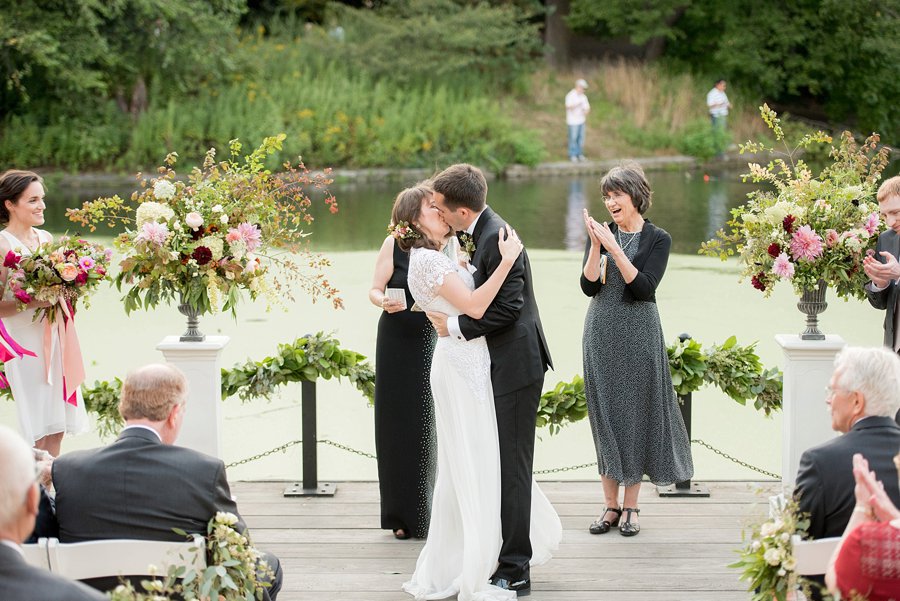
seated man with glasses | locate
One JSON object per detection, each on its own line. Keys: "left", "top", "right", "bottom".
{"left": 794, "top": 346, "right": 900, "bottom": 599}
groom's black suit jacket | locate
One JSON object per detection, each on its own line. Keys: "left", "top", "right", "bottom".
{"left": 866, "top": 229, "right": 900, "bottom": 348}
{"left": 457, "top": 206, "right": 552, "bottom": 394}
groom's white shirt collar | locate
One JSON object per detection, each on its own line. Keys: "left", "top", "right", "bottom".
{"left": 449, "top": 206, "right": 489, "bottom": 341}
{"left": 122, "top": 424, "right": 163, "bottom": 442}
{"left": 464, "top": 206, "right": 487, "bottom": 236}
{"left": 0, "top": 540, "right": 23, "bottom": 556}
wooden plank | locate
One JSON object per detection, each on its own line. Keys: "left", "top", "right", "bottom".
{"left": 227, "top": 481, "right": 774, "bottom": 601}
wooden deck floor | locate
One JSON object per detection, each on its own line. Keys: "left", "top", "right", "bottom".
{"left": 235, "top": 480, "right": 779, "bottom": 601}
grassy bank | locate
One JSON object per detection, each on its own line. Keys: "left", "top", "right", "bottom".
{"left": 0, "top": 26, "right": 805, "bottom": 173}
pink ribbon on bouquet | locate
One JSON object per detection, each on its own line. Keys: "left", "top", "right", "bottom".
{"left": 42, "top": 298, "right": 85, "bottom": 407}
{"left": 0, "top": 318, "right": 36, "bottom": 389}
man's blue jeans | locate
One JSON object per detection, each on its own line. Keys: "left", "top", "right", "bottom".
{"left": 568, "top": 123, "right": 585, "bottom": 159}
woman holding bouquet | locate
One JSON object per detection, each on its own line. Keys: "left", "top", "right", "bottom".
{"left": 0, "top": 170, "right": 87, "bottom": 456}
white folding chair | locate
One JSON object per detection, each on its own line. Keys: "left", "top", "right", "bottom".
{"left": 46, "top": 536, "right": 206, "bottom": 581}
{"left": 21, "top": 537, "right": 50, "bottom": 569}
{"left": 792, "top": 534, "right": 841, "bottom": 575}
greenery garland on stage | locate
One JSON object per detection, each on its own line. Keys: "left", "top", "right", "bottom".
{"left": 2, "top": 333, "right": 780, "bottom": 438}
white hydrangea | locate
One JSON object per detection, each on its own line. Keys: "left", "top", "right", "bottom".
{"left": 197, "top": 236, "right": 225, "bottom": 260}
{"left": 764, "top": 547, "right": 782, "bottom": 566}
{"left": 228, "top": 238, "right": 247, "bottom": 259}
{"left": 135, "top": 201, "right": 175, "bottom": 227}
{"left": 152, "top": 179, "right": 176, "bottom": 200}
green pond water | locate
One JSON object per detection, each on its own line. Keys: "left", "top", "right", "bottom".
{"left": 1, "top": 169, "right": 886, "bottom": 482}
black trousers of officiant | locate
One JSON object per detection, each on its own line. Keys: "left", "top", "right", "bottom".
{"left": 493, "top": 379, "right": 543, "bottom": 581}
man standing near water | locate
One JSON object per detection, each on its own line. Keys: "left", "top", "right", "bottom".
{"left": 565, "top": 79, "right": 590, "bottom": 162}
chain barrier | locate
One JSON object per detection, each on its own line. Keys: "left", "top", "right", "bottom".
{"left": 691, "top": 438, "right": 781, "bottom": 480}
{"left": 226, "top": 436, "right": 780, "bottom": 480}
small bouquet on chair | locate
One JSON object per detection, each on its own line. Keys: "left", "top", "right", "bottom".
{"left": 4, "top": 235, "right": 112, "bottom": 323}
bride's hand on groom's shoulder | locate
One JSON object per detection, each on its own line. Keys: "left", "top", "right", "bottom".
{"left": 498, "top": 225, "right": 523, "bottom": 262}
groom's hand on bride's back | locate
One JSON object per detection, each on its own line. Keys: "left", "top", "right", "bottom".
{"left": 426, "top": 311, "right": 449, "bottom": 337}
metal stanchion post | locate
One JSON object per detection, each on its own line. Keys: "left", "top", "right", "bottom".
{"left": 284, "top": 381, "right": 336, "bottom": 497}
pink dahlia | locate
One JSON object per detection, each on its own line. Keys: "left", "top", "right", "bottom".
{"left": 789, "top": 225, "right": 823, "bottom": 262}
{"left": 235, "top": 222, "right": 262, "bottom": 251}
{"left": 135, "top": 222, "right": 169, "bottom": 246}
{"left": 864, "top": 213, "right": 880, "bottom": 235}
{"left": 773, "top": 252, "right": 795, "bottom": 279}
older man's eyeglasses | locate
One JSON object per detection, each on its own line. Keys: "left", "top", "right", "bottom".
{"left": 824, "top": 385, "right": 853, "bottom": 399}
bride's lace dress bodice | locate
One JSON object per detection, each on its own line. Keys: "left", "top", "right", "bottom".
{"left": 407, "top": 246, "right": 473, "bottom": 316}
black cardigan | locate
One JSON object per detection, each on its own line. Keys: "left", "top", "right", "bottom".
{"left": 579, "top": 220, "right": 671, "bottom": 303}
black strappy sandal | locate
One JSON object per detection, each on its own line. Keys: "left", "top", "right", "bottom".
{"left": 589, "top": 506, "right": 622, "bottom": 534}
{"left": 619, "top": 507, "right": 640, "bottom": 537}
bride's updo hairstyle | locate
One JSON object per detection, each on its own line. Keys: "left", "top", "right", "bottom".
{"left": 390, "top": 184, "right": 442, "bottom": 253}
{"left": 0, "top": 170, "right": 43, "bottom": 224}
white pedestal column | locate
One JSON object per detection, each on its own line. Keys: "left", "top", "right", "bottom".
{"left": 776, "top": 334, "right": 845, "bottom": 489}
{"left": 156, "top": 336, "right": 230, "bottom": 458}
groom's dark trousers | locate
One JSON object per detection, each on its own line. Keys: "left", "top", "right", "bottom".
{"left": 456, "top": 207, "right": 553, "bottom": 582}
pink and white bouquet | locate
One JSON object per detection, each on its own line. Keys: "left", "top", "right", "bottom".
{"left": 702, "top": 105, "right": 892, "bottom": 301}
{"left": 4, "top": 236, "right": 112, "bottom": 323}
{"left": 68, "top": 134, "right": 342, "bottom": 316}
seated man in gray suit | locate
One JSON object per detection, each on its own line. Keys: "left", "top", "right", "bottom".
{"left": 794, "top": 346, "right": 900, "bottom": 598}
{"left": 0, "top": 424, "right": 105, "bottom": 601}
{"left": 52, "top": 363, "right": 283, "bottom": 599}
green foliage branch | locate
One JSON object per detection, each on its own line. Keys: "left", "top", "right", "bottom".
{"left": 730, "top": 495, "right": 821, "bottom": 601}
{"left": 108, "top": 511, "right": 272, "bottom": 601}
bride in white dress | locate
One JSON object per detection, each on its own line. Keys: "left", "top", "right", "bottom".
{"left": 388, "top": 185, "right": 561, "bottom": 601}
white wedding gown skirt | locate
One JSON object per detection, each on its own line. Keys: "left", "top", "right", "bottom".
{"left": 403, "top": 246, "right": 561, "bottom": 601}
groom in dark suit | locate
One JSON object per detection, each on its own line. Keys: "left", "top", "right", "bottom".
{"left": 52, "top": 363, "right": 282, "bottom": 599}
{"left": 429, "top": 164, "right": 553, "bottom": 595}
{"left": 864, "top": 176, "right": 900, "bottom": 350}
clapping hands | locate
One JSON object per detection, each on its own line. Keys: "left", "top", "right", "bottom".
{"left": 582, "top": 209, "right": 617, "bottom": 252}
{"left": 852, "top": 452, "right": 900, "bottom": 522}
{"left": 863, "top": 251, "right": 900, "bottom": 288}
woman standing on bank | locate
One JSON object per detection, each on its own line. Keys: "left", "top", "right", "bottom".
{"left": 580, "top": 164, "right": 693, "bottom": 537}
{"left": 0, "top": 170, "right": 87, "bottom": 457}
{"left": 368, "top": 184, "right": 438, "bottom": 540}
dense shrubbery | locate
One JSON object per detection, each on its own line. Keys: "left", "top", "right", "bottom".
{"left": 0, "top": 1, "right": 545, "bottom": 171}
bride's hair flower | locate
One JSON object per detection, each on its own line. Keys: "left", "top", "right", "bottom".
{"left": 388, "top": 220, "right": 420, "bottom": 241}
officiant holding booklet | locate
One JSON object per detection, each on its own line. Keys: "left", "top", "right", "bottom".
{"left": 368, "top": 184, "right": 440, "bottom": 540}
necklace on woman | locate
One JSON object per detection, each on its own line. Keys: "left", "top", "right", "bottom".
{"left": 616, "top": 228, "right": 640, "bottom": 254}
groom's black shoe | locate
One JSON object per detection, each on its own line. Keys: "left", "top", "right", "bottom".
{"left": 490, "top": 576, "right": 531, "bottom": 597}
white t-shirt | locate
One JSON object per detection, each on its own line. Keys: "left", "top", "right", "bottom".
{"left": 707, "top": 87, "right": 729, "bottom": 117}
{"left": 565, "top": 89, "right": 590, "bottom": 125}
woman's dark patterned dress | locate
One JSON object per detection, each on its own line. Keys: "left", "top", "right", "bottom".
{"left": 582, "top": 232, "right": 693, "bottom": 486}
{"left": 374, "top": 242, "right": 437, "bottom": 537}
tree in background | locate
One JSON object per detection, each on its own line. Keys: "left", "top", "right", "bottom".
{"left": 319, "top": 0, "right": 543, "bottom": 90}
{"left": 567, "top": 0, "right": 900, "bottom": 143}
{"left": 0, "top": 0, "right": 245, "bottom": 120}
